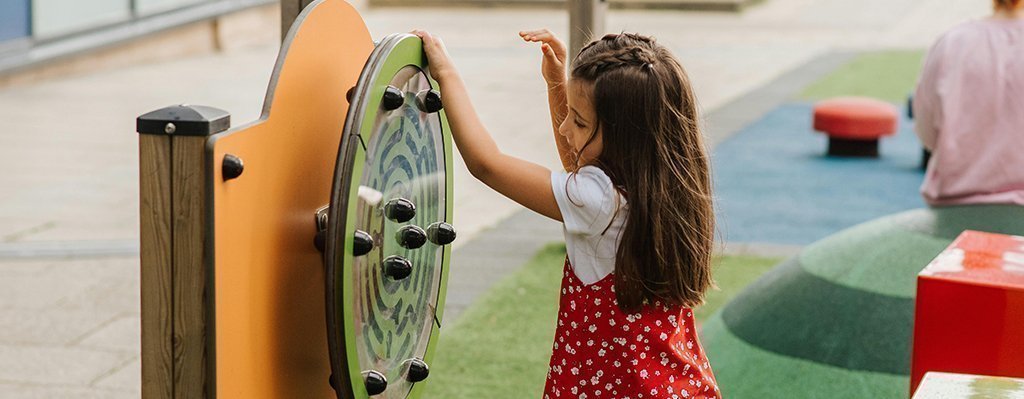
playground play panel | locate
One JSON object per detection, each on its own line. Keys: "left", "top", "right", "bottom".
{"left": 137, "top": 1, "right": 454, "bottom": 398}
{"left": 134, "top": 5, "right": 1024, "bottom": 398}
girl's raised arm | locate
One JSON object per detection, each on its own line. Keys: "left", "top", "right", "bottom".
{"left": 413, "top": 30, "right": 563, "bottom": 222}
{"left": 520, "top": 29, "right": 575, "bottom": 171}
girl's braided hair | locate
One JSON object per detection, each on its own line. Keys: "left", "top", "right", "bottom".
{"left": 569, "top": 33, "right": 715, "bottom": 312}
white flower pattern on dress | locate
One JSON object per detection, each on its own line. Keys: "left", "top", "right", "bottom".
{"left": 543, "top": 259, "right": 721, "bottom": 399}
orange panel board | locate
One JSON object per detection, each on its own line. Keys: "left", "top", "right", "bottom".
{"left": 206, "top": 1, "right": 373, "bottom": 397}
{"left": 911, "top": 230, "right": 1024, "bottom": 395}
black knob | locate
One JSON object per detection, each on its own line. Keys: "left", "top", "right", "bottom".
{"left": 223, "top": 154, "right": 244, "bottom": 180}
{"left": 346, "top": 86, "right": 356, "bottom": 104}
{"left": 314, "top": 230, "right": 326, "bottom": 253}
{"left": 353, "top": 230, "right": 374, "bottom": 256}
{"left": 381, "top": 85, "right": 404, "bottom": 111}
{"left": 384, "top": 198, "right": 416, "bottom": 223}
{"left": 363, "top": 370, "right": 387, "bottom": 395}
{"left": 416, "top": 89, "right": 443, "bottom": 113}
{"left": 396, "top": 225, "right": 427, "bottom": 249}
{"left": 427, "top": 222, "right": 456, "bottom": 246}
{"left": 405, "top": 358, "right": 429, "bottom": 383}
{"left": 383, "top": 256, "right": 412, "bottom": 280}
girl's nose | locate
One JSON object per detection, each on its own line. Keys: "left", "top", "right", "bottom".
{"left": 557, "top": 122, "right": 570, "bottom": 138}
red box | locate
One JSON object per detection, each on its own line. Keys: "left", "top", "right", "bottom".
{"left": 911, "top": 230, "right": 1024, "bottom": 395}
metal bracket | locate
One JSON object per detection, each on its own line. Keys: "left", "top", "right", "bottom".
{"left": 315, "top": 205, "right": 330, "bottom": 232}
{"left": 314, "top": 204, "right": 329, "bottom": 253}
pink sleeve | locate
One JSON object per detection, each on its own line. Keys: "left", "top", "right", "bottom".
{"left": 914, "top": 38, "right": 946, "bottom": 151}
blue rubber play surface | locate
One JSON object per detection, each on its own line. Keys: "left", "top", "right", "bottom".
{"left": 712, "top": 102, "right": 926, "bottom": 245}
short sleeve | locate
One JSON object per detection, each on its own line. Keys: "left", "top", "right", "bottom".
{"left": 551, "top": 166, "right": 620, "bottom": 236}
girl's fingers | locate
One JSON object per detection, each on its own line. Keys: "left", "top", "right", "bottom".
{"left": 416, "top": 30, "right": 441, "bottom": 53}
{"left": 521, "top": 30, "right": 567, "bottom": 59}
{"left": 542, "top": 44, "right": 555, "bottom": 58}
{"left": 520, "top": 29, "right": 556, "bottom": 42}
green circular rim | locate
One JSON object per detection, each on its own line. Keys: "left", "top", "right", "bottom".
{"left": 325, "top": 33, "right": 454, "bottom": 399}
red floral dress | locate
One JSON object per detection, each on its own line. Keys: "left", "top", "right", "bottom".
{"left": 543, "top": 258, "right": 721, "bottom": 399}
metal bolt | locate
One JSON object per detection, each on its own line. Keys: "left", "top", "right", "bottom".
{"left": 164, "top": 123, "right": 176, "bottom": 134}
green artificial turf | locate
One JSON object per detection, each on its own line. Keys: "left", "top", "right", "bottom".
{"left": 800, "top": 50, "right": 926, "bottom": 103}
{"left": 422, "top": 243, "right": 781, "bottom": 398}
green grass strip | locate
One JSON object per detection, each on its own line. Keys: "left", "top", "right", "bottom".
{"left": 800, "top": 50, "right": 926, "bottom": 103}
{"left": 697, "top": 254, "right": 782, "bottom": 321}
{"left": 422, "top": 243, "right": 781, "bottom": 398}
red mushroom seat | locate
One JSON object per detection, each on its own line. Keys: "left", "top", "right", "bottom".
{"left": 813, "top": 97, "right": 898, "bottom": 157}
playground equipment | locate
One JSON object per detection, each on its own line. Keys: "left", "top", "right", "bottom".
{"left": 701, "top": 205, "right": 1024, "bottom": 398}
{"left": 912, "top": 230, "right": 1024, "bottom": 394}
{"left": 136, "top": 1, "right": 454, "bottom": 398}
{"left": 813, "top": 97, "right": 898, "bottom": 157}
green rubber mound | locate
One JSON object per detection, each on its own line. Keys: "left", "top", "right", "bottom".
{"left": 702, "top": 205, "right": 1024, "bottom": 398}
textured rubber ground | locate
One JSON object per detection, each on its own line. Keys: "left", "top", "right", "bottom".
{"left": 713, "top": 102, "right": 925, "bottom": 245}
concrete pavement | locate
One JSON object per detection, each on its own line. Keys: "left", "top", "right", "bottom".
{"left": 0, "top": 0, "right": 992, "bottom": 395}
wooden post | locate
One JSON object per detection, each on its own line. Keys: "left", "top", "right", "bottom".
{"left": 281, "top": 0, "right": 317, "bottom": 41}
{"left": 139, "top": 133, "right": 173, "bottom": 399}
{"left": 568, "top": 0, "right": 607, "bottom": 59}
{"left": 138, "top": 105, "right": 230, "bottom": 399}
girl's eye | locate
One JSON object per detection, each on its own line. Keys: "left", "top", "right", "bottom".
{"left": 574, "top": 120, "right": 584, "bottom": 128}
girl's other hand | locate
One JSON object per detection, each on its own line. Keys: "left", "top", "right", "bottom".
{"left": 519, "top": 29, "right": 567, "bottom": 87}
{"left": 411, "top": 30, "right": 456, "bottom": 83}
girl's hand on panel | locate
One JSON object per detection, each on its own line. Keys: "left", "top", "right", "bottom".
{"left": 412, "top": 30, "right": 456, "bottom": 83}
{"left": 519, "top": 29, "right": 568, "bottom": 87}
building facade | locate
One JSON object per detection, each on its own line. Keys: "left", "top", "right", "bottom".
{"left": 0, "top": 0, "right": 275, "bottom": 81}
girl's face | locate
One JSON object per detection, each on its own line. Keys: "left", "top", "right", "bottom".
{"left": 559, "top": 79, "right": 603, "bottom": 167}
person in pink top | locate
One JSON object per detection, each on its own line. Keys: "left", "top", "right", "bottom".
{"left": 913, "top": 0, "right": 1024, "bottom": 206}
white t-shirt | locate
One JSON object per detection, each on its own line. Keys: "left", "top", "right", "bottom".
{"left": 550, "top": 166, "right": 628, "bottom": 285}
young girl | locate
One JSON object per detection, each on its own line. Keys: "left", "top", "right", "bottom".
{"left": 413, "top": 29, "right": 721, "bottom": 399}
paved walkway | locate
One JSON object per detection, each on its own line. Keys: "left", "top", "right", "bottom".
{"left": 0, "top": 0, "right": 991, "bottom": 396}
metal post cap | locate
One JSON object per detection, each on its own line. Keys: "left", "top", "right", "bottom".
{"left": 137, "top": 104, "right": 230, "bottom": 136}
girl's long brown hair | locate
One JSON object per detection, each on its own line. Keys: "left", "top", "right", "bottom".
{"left": 571, "top": 33, "right": 714, "bottom": 312}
